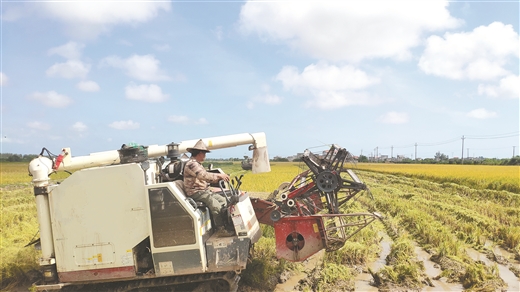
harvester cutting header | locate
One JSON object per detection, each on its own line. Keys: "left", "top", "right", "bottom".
{"left": 28, "top": 132, "right": 380, "bottom": 291}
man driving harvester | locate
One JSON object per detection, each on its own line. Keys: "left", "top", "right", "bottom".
{"left": 183, "top": 139, "right": 235, "bottom": 237}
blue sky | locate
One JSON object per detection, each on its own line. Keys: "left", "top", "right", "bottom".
{"left": 1, "top": 0, "right": 518, "bottom": 160}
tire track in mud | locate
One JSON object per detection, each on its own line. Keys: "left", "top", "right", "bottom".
{"left": 274, "top": 250, "right": 324, "bottom": 292}
{"left": 466, "top": 247, "right": 519, "bottom": 292}
{"left": 353, "top": 234, "right": 392, "bottom": 291}
{"left": 415, "top": 244, "right": 464, "bottom": 292}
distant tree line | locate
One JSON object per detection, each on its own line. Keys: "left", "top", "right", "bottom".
{"left": 2, "top": 152, "right": 519, "bottom": 165}
{"left": 0, "top": 153, "right": 39, "bottom": 162}
{"left": 357, "top": 153, "right": 520, "bottom": 165}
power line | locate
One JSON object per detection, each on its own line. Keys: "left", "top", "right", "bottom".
{"left": 378, "top": 132, "right": 518, "bottom": 150}
{"left": 418, "top": 137, "right": 461, "bottom": 147}
{"left": 371, "top": 132, "right": 518, "bottom": 159}
{"left": 467, "top": 146, "right": 518, "bottom": 151}
{"left": 379, "top": 136, "right": 461, "bottom": 150}
{"left": 466, "top": 131, "right": 519, "bottom": 139}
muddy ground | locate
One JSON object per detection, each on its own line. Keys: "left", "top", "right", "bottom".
{"left": 271, "top": 242, "right": 519, "bottom": 292}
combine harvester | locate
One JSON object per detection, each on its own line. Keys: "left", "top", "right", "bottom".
{"left": 27, "top": 132, "right": 380, "bottom": 291}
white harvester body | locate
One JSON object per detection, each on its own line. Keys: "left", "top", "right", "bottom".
{"left": 28, "top": 132, "right": 269, "bottom": 291}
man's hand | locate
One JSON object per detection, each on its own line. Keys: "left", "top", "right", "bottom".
{"left": 218, "top": 173, "right": 230, "bottom": 182}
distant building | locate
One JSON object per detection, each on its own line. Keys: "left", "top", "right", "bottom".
{"left": 287, "top": 152, "right": 304, "bottom": 161}
{"left": 396, "top": 155, "right": 406, "bottom": 162}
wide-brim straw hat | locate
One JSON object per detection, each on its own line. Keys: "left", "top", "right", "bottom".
{"left": 186, "top": 139, "right": 211, "bottom": 153}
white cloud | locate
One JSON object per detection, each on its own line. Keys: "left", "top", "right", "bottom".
{"left": 277, "top": 62, "right": 379, "bottom": 91}
{"left": 276, "top": 62, "right": 382, "bottom": 109}
{"left": 167, "top": 115, "right": 208, "bottom": 125}
{"left": 304, "top": 91, "right": 383, "bottom": 110}
{"left": 466, "top": 108, "right": 497, "bottom": 119}
{"left": 101, "top": 54, "right": 171, "bottom": 82}
{"left": 478, "top": 75, "right": 520, "bottom": 99}
{"left": 195, "top": 118, "right": 208, "bottom": 125}
{"left": 168, "top": 115, "right": 190, "bottom": 124}
{"left": 72, "top": 122, "right": 87, "bottom": 132}
{"left": 239, "top": 1, "right": 460, "bottom": 62}
{"left": 378, "top": 111, "right": 409, "bottom": 124}
{"left": 27, "top": 121, "right": 51, "bottom": 131}
{"left": 48, "top": 42, "right": 84, "bottom": 60}
{"left": 25, "top": 1, "right": 171, "bottom": 39}
{"left": 28, "top": 91, "right": 72, "bottom": 108}
{"left": 0, "top": 72, "right": 8, "bottom": 86}
{"left": 125, "top": 83, "right": 168, "bottom": 102}
{"left": 259, "top": 94, "right": 281, "bottom": 105}
{"left": 77, "top": 80, "right": 100, "bottom": 92}
{"left": 46, "top": 60, "right": 90, "bottom": 79}
{"left": 247, "top": 94, "right": 282, "bottom": 109}
{"left": 419, "top": 22, "right": 519, "bottom": 80}
{"left": 109, "top": 120, "right": 140, "bottom": 130}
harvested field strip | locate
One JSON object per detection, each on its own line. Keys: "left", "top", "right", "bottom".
{"left": 358, "top": 171, "right": 519, "bottom": 248}
{"left": 356, "top": 170, "right": 515, "bottom": 290}
{"left": 372, "top": 236, "right": 429, "bottom": 290}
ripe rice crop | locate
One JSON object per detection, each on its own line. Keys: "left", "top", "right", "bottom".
{"left": 351, "top": 163, "right": 520, "bottom": 193}
{"left": 239, "top": 162, "right": 303, "bottom": 192}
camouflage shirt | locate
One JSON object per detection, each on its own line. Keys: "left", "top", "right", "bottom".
{"left": 183, "top": 157, "right": 220, "bottom": 196}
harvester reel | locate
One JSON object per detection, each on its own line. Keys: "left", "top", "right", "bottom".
{"left": 316, "top": 171, "right": 339, "bottom": 193}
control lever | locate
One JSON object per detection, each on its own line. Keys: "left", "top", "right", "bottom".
{"left": 219, "top": 180, "right": 231, "bottom": 204}
{"left": 219, "top": 179, "right": 240, "bottom": 205}
{"left": 236, "top": 174, "right": 244, "bottom": 190}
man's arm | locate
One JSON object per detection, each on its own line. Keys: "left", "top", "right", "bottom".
{"left": 185, "top": 160, "right": 229, "bottom": 183}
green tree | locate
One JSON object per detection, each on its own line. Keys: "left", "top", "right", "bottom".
{"left": 7, "top": 155, "right": 22, "bottom": 162}
{"left": 507, "top": 156, "right": 520, "bottom": 165}
{"left": 434, "top": 152, "right": 449, "bottom": 161}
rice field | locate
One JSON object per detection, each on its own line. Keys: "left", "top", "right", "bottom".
{"left": 1, "top": 161, "right": 519, "bottom": 291}
{"left": 352, "top": 163, "right": 519, "bottom": 193}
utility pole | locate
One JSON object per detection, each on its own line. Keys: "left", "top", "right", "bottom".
{"left": 513, "top": 146, "right": 516, "bottom": 158}
{"left": 414, "top": 143, "right": 417, "bottom": 160}
{"left": 461, "top": 135, "right": 465, "bottom": 165}
{"left": 391, "top": 146, "right": 394, "bottom": 159}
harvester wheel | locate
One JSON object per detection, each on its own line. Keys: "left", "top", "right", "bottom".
{"left": 270, "top": 209, "right": 281, "bottom": 222}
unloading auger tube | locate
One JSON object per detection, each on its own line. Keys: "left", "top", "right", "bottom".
{"left": 31, "top": 132, "right": 270, "bottom": 174}
{"left": 27, "top": 132, "right": 270, "bottom": 284}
